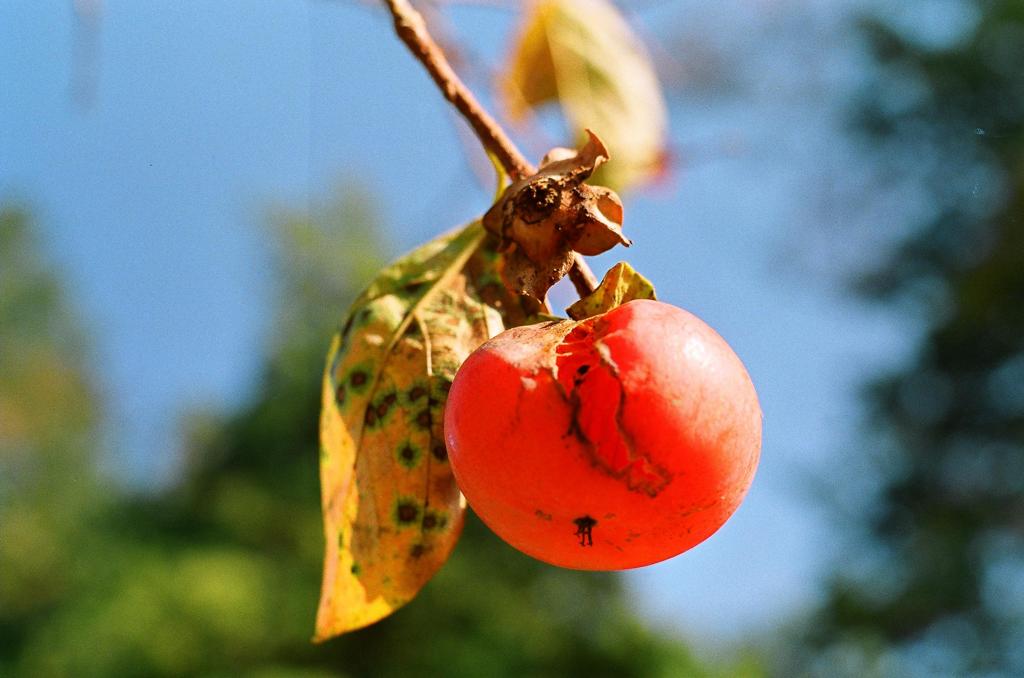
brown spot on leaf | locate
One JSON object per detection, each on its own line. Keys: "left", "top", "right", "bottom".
{"left": 397, "top": 442, "right": 420, "bottom": 468}
{"left": 395, "top": 500, "right": 420, "bottom": 525}
{"left": 371, "top": 392, "right": 397, "bottom": 419}
{"left": 421, "top": 510, "right": 448, "bottom": 531}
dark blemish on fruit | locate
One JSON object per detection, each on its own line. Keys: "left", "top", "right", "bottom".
{"left": 431, "top": 442, "right": 448, "bottom": 462}
{"left": 364, "top": 407, "right": 378, "bottom": 427}
{"left": 395, "top": 500, "right": 420, "bottom": 525}
{"left": 350, "top": 371, "right": 368, "bottom": 387}
{"left": 335, "top": 383, "right": 346, "bottom": 406}
{"left": 534, "top": 509, "right": 553, "bottom": 521}
{"left": 410, "top": 543, "right": 426, "bottom": 559}
{"left": 576, "top": 364, "right": 590, "bottom": 376}
{"left": 415, "top": 410, "right": 432, "bottom": 429}
{"left": 603, "top": 513, "right": 616, "bottom": 520}
{"left": 350, "top": 563, "right": 361, "bottom": 575}
{"left": 403, "top": 280, "right": 425, "bottom": 293}
{"left": 573, "top": 515, "right": 597, "bottom": 546}
{"left": 376, "top": 401, "right": 390, "bottom": 418}
{"left": 409, "top": 386, "right": 427, "bottom": 402}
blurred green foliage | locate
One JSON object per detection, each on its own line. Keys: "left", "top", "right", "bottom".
{"left": 0, "top": 206, "right": 105, "bottom": 659}
{"left": 0, "top": 199, "right": 756, "bottom": 677}
{"left": 790, "top": 2, "right": 1024, "bottom": 675}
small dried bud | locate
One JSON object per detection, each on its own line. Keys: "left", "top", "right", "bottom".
{"left": 483, "top": 130, "right": 631, "bottom": 300}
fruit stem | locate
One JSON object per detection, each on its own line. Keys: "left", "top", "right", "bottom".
{"left": 381, "top": 0, "right": 598, "bottom": 297}
{"left": 568, "top": 254, "right": 598, "bottom": 294}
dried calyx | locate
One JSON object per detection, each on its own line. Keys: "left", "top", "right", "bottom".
{"left": 483, "top": 130, "right": 630, "bottom": 301}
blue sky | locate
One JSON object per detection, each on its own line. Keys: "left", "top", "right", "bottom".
{"left": 2, "top": 0, "right": 924, "bottom": 649}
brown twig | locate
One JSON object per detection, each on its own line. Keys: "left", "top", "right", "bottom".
{"left": 383, "top": 0, "right": 531, "bottom": 178}
{"left": 382, "top": 0, "right": 598, "bottom": 297}
{"left": 568, "top": 254, "right": 599, "bottom": 294}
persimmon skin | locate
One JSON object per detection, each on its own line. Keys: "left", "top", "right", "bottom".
{"left": 444, "top": 299, "right": 762, "bottom": 570}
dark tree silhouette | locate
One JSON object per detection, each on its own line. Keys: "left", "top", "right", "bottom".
{"left": 796, "top": 3, "right": 1024, "bottom": 675}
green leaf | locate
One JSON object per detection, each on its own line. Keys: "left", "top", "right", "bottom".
{"left": 500, "top": 0, "right": 669, "bottom": 192}
{"left": 315, "top": 222, "right": 524, "bottom": 640}
{"left": 566, "top": 261, "right": 656, "bottom": 320}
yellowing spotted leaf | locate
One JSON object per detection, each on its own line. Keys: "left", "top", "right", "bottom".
{"left": 566, "top": 261, "right": 656, "bottom": 320}
{"left": 315, "top": 223, "right": 523, "bottom": 640}
{"left": 501, "top": 0, "right": 669, "bottom": 192}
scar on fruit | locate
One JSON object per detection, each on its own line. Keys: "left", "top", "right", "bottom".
{"left": 555, "top": 322, "right": 672, "bottom": 497}
{"left": 573, "top": 515, "right": 597, "bottom": 546}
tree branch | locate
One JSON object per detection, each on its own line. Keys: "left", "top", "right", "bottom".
{"left": 568, "top": 254, "right": 599, "bottom": 295}
{"left": 383, "top": 0, "right": 531, "bottom": 179}
{"left": 382, "top": 0, "right": 598, "bottom": 297}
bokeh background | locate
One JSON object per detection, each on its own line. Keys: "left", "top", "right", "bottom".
{"left": 2, "top": 0, "right": 1022, "bottom": 676}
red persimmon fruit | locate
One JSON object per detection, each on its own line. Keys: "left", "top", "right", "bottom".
{"left": 443, "top": 299, "right": 762, "bottom": 570}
